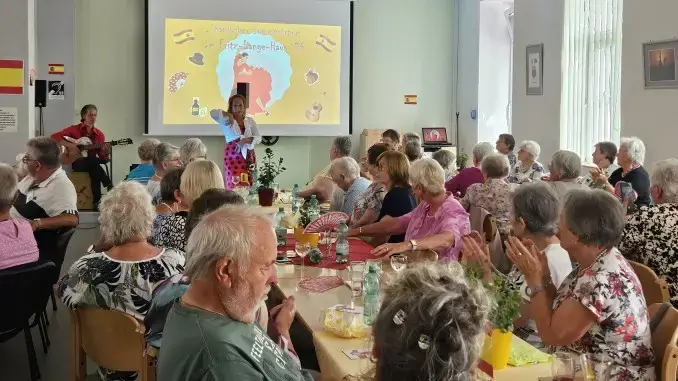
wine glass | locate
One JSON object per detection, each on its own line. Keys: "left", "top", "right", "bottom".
{"left": 231, "top": 175, "right": 241, "bottom": 188}
{"left": 551, "top": 351, "right": 576, "bottom": 381}
{"left": 295, "top": 242, "right": 311, "bottom": 279}
{"left": 390, "top": 255, "right": 408, "bottom": 273}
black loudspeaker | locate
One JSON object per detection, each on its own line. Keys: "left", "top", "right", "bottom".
{"left": 236, "top": 82, "right": 249, "bottom": 108}
{"left": 35, "top": 80, "right": 47, "bottom": 107}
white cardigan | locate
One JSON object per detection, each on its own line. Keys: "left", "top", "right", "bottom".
{"left": 220, "top": 116, "right": 262, "bottom": 158}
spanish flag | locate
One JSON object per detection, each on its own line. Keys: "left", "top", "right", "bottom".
{"left": 0, "top": 59, "right": 23, "bottom": 95}
{"left": 404, "top": 95, "right": 418, "bottom": 105}
{"left": 173, "top": 29, "right": 195, "bottom": 44}
{"left": 48, "top": 64, "right": 65, "bottom": 75}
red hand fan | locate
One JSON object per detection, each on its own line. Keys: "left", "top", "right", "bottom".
{"left": 303, "top": 212, "right": 349, "bottom": 234}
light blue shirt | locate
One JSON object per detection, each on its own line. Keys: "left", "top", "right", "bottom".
{"left": 342, "top": 177, "right": 371, "bottom": 217}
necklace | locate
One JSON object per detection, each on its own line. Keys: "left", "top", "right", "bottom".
{"left": 578, "top": 249, "right": 609, "bottom": 276}
{"left": 159, "top": 202, "right": 175, "bottom": 213}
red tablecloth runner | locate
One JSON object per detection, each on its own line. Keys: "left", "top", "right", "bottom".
{"left": 283, "top": 233, "right": 375, "bottom": 270}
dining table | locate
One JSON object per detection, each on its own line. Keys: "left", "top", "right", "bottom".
{"left": 271, "top": 263, "right": 553, "bottom": 380}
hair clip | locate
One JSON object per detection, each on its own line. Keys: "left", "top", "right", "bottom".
{"left": 418, "top": 334, "right": 431, "bottom": 350}
{"left": 393, "top": 310, "right": 407, "bottom": 325}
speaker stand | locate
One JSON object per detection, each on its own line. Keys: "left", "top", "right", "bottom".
{"left": 37, "top": 106, "right": 45, "bottom": 136}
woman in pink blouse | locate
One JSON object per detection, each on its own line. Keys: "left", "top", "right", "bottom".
{"left": 0, "top": 163, "right": 39, "bottom": 270}
{"left": 350, "top": 158, "right": 471, "bottom": 261}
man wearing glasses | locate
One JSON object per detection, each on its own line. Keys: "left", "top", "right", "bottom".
{"left": 146, "top": 142, "right": 183, "bottom": 204}
{"left": 11, "top": 137, "right": 78, "bottom": 261}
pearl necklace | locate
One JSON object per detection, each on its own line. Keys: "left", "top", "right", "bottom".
{"left": 578, "top": 249, "right": 610, "bottom": 276}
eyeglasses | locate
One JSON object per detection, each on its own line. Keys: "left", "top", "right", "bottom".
{"left": 21, "top": 155, "right": 38, "bottom": 164}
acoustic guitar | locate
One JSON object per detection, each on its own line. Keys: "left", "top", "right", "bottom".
{"left": 60, "top": 137, "right": 133, "bottom": 165}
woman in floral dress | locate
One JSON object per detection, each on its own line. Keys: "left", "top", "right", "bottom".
{"left": 57, "top": 181, "right": 185, "bottom": 381}
{"left": 507, "top": 188, "right": 655, "bottom": 380}
{"left": 211, "top": 94, "right": 261, "bottom": 190}
{"left": 508, "top": 140, "right": 546, "bottom": 184}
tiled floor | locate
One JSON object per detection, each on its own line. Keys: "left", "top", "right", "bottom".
{"left": 0, "top": 224, "right": 101, "bottom": 381}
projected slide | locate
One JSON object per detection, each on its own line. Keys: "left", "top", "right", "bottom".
{"left": 163, "top": 19, "right": 341, "bottom": 126}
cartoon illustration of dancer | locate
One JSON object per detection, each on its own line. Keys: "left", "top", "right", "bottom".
{"left": 233, "top": 47, "right": 273, "bottom": 116}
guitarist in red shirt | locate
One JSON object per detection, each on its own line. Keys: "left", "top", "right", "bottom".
{"left": 51, "top": 104, "right": 113, "bottom": 210}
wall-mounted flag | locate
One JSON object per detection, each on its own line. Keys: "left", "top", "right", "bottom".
{"left": 48, "top": 64, "right": 65, "bottom": 75}
{"left": 0, "top": 59, "right": 24, "bottom": 95}
{"left": 404, "top": 94, "right": 418, "bottom": 105}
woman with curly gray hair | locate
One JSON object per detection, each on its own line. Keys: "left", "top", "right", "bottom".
{"left": 57, "top": 181, "right": 185, "bottom": 381}
{"left": 367, "top": 262, "right": 490, "bottom": 381}
{"left": 507, "top": 140, "right": 545, "bottom": 184}
{"left": 591, "top": 136, "right": 651, "bottom": 206}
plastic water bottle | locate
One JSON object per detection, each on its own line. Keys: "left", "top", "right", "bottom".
{"left": 275, "top": 207, "right": 287, "bottom": 247}
{"left": 335, "top": 220, "right": 349, "bottom": 264}
{"left": 308, "top": 195, "right": 320, "bottom": 222}
{"left": 291, "top": 183, "right": 300, "bottom": 213}
{"left": 363, "top": 263, "right": 381, "bottom": 326}
{"left": 247, "top": 189, "right": 258, "bottom": 205}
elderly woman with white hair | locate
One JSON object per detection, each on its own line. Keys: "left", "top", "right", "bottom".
{"left": 621, "top": 158, "right": 678, "bottom": 307}
{"left": 545, "top": 150, "right": 586, "bottom": 199}
{"left": 432, "top": 149, "right": 456, "bottom": 181}
{"left": 57, "top": 181, "right": 185, "bottom": 381}
{"left": 592, "top": 136, "right": 651, "bottom": 206}
{"left": 445, "top": 141, "right": 494, "bottom": 198}
{"left": 506, "top": 189, "right": 654, "bottom": 380}
{"left": 180, "top": 138, "right": 207, "bottom": 164}
{"left": 508, "top": 140, "right": 545, "bottom": 184}
{"left": 126, "top": 138, "right": 161, "bottom": 185}
{"left": 460, "top": 153, "right": 514, "bottom": 235}
{"left": 0, "top": 163, "right": 39, "bottom": 270}
{"left": 352, "top": 158, "right": 471, "bottom": 261}
{"left": 329, "top": 157, "right": 371, "bottom": 218}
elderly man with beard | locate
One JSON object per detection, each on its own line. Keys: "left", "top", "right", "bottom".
{"left": 158, "top": 205, "right": 318, "bottom": 381}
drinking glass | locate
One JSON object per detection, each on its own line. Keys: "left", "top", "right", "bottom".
{"left": 293, "top": 196, "right": 304, "bottom": 212}
{"left": 551, "top": 351, "right": 576, "bottom": 381}
{"left": 390, "top": 255, "right": 408, "bottom": 273}
{"left": 231, "top": 175, "right": 241, "bottom": 188}
{"left": 295, "top": 242, "right": 311, "bottom": 279}
{"left": 349, "top": 261, "right": 366, "bottom": 297}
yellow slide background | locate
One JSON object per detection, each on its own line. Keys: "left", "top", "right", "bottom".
{"left": 164, "top": 18, "right": 341, "bottom": 125}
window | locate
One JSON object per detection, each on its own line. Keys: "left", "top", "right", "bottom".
{"left": 560, "top": 0, "right": 623, "bottom": 163}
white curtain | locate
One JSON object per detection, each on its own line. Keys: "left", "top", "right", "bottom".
{"left": 478, "top": 0, "right": 514, "bottom": 143}
{"left": 560, "top": 0, "right": 623, "bottom": 162}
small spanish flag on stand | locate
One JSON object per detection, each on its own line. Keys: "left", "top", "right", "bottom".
{"left": 48, "top": 64, "right": 65, "bottom": 75}
{"left": 0, "top": 59, "right": 24, "bottom": 95}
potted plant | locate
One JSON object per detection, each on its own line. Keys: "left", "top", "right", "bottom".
{"left": 257, "top": 148, "right": 286, "bottom": 206}
{"left": 456, "top": 149, "right": 469, "bottom": 169}
{"left": 466, "top": 265, "right": 521, "bottom": 370}
{"left": 294, "top": 200, "right": 320, "bottom": 249}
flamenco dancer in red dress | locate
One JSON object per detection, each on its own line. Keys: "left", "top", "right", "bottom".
{"left": 233, "top": 50, "right": 273, "bottom": 116}
{"left": 210, "top": 94, "right": 261, "bottom": 189}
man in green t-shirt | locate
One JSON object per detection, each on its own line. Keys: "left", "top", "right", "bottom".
{"left": 157, "top": 205, "right": 315, "bottom": 381}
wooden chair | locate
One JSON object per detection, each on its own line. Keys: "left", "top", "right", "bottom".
{"left": 649, "top": 303, "right": 678, "bottom": 381}
{"left": 469, "top": 205, "right": 510, "bottom": 274}
{"left": 403, "top": 249, "right": 438, "bottom": 263}
{"left": 629, "top": 260, "right": 671, "bottom": 305}
{"left": 70, "top": 307, "right": 156, "bottom": 381}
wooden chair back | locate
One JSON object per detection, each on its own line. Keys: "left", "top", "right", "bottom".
{"left": 629, "top": 260, "right": 671, "bottom": 305}
{"left": 649, "top": 303, "right": 678, "bottom": 381}
{"left": 70, "top": 307, "right": 155, "bottom": 381}
{"left": 469, "top": 205, "right": 510, "bottom": 274}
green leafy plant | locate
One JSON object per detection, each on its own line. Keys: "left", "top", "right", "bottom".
{"left": 257, "top": 148, "right": 286, "bottom": 189}
{"left": 465, "top": 263, "right": 521, "bottom": 333}
{"left": 297, "top": 200, "right": 312, "bottom": 228}
{"left": 456, "top": 149, "right": 469, "bottom": 169}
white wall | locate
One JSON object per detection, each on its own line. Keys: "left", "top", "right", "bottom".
{"left": 511, "top": 0, "right": 564, "bottom": 163}
{"left": 74, "top": 0, "right": 457, "bottom": 187}
{"left": 621, "top": 0, "right": 678, "bottom": 167}
{"left": 0, "top": 0, "right": 36, "bottom": 163}
{"left": 456, "top": 0, "right": 480, "bottom": 157}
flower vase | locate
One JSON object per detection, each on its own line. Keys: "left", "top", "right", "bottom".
{"left": 258, "top": 188, "right": 275, "bottom": 207}
{"left": 489, "top": 328, "right": 512, "bottom": 370}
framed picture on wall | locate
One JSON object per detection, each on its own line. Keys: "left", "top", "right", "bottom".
{"left": 643, "top": 39, "right": 678, "bottom": 89}
{"left": 526, "top": 43, "right": 544, "bottom": 95}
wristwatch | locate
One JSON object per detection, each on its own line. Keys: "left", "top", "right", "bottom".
{"left": 525, "top": 283, "right": 546, "bottom": 297}
{"left": 34, "top": 218, "right": 42, "bottom": 230}
{"left": 410, "top": 239, "right": 418, "bottom": 251}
